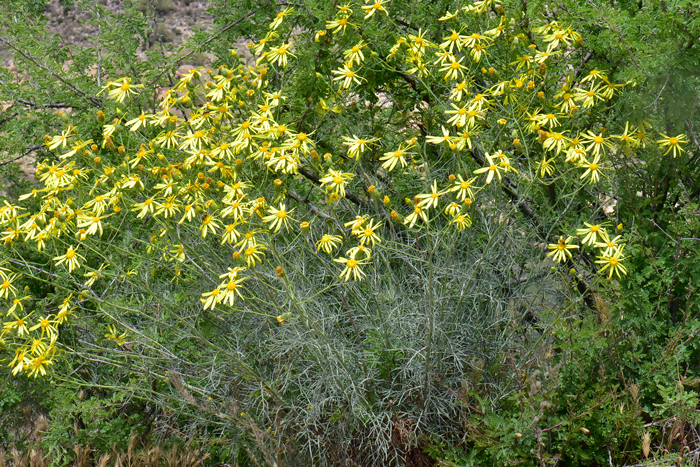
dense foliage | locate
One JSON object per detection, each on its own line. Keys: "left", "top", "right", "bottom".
{"left": 1, "top": 0, "right": 699, "bottom": 465}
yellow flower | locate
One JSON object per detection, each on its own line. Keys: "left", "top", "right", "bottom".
{"left": 538, "top": 157, "right": 556, "bottom": 177}
{"left": 334, "top": 254, "right": 370, "bottom": 282}
{"left": 217, "top": 276, "right": 247, "bottom": 306}
{"left": 200, "top": 214, "right": 222, "bottom": 239}
{"left": 316, "top": 234, "right": 343, "bottom": 254}
{"left": 440, "top": 29, "right": 465, "bottom": 52}
{"left": 356, "top": 219, "right": 382, "bottom": 247}
{"left": 579, "top": 154, "right": 604, "bottom": 184}
{"left": 343, "top": 41, "right": 367, "bottom": 65}
{"left": 451, "top": 213, "right": 472, "bottom": 231}
{"left": 0, "top": 273, "right": 19, "bottom": 300}
{"left": 243, "top": 243, "right": 267, "bottom": 267}
{"left": 332, "top": 64, "right": 364, "bottom": 89}
{"left": 221, "top": 224, "right": 241, "bottom": 245}
{"left": 262, "top": 203, "right": 294, "bottom": 233}
{"left": 46, "top": 125, "right": 75, "bottom": 150}
{"left": 425, "top": 126, "right": 455, "bottom": 146}
{"left": 27, "top": 348, "right": 54, "bottom": 378}
{"left": 53, "top": 246, "right": 85, "bottom": 273}
{"left": 596, "top": 246, "right": 627, "bottom": 279}
{"left": 444, "top": 202, "right": 461, "bottom": 217}
{"left": 326, "top": 17, "right": 355, "bottom": 35}
{"left": 543, "top": 131, "right": 569, "bottom": 154}
{"left": 125, "top": 114, "right": 152, "bottom": 132}
{"left": 132, "top": 198, "right": 157, "bottom": 219}
{"left": 344, "top": 215, "right": 369, "bottom": 232}
{"left": 77, "top": 213, "right": 109, "bottom": 236}
{"left": 342, "top": 135, "right": 378, "bottom": 159}
{"left": 380, "top": 141, "right": 416, "bottom": 171}
{"left": 361, "top": 0, "right": 389, "bottom": 19}
{"left": 580, "top": 131, "right": 612, "bottom": 157}
{"left": 269, "top": 7, "right": 293, "bottom": 30}
{"left": 4, "top": 311, "right": 32, "bottom": 337}
{"left": 416, "top": 181, "right": 445, "bottom": 210}
{"left": 474, "top": 153, "right": 504, "bottom": 184}
{"left": 267, "top": 41, "right": 296, "bottom": 68}
{"left": 546, "top": 236, "right": 579, "bottom": 263}
{"left": 154, "top": 198, "right": 181, "bottom": 219}
{"left": 576, "top": 222, "right": 611, "bottom": 246}
{"left": 103, "top": 77, "right": 143, "bottom": 103}
{"left": 320, "top": 169, "right": 355, "bottom": 198}
{"left": 594, "top": 235, "right": 623, "bottom": 257}
{"left": 105, "top": 324, "right": 128, "bottom": 346}
{"left": 201, "top": 288, "right": 221, "bottom": 310}
{"left": 656, "top": 133, "right": 688, "bottom": 158}
{"left": 404, "top": 206, "right": 428, "bottom": 228}
{"left": 439, "top": 56, "right": 467, "bottom": 81}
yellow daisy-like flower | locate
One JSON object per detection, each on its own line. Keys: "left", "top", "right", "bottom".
{"left": 656, "top": 133, "right": 688, "bottom": 158}
{"left": 580, "top": 131, "right": 613, "bottom": 157}
{"left": 217, "top": 275, "right": 247, "bottom": 306}
{"left": 316, "top": 234, "right": 343, "bottom": 254}
{"left": 266, "top": 41, "right": 296, "bottom": 68}
{"left": 450, "top": 175, "right": 478, "bottom": 201}
{"left": 105, "top": 324, "right": 128, "bottom": 346}
{"left": 0, "top": 273, "right": 19, "bottom": 300}
{"left": 53, "top": 246, "right": 85, "bottom": 273}
{"left": 342, "top": 135, "right": 378, "bottom": 159}
{"left": 594, "top": 235, "right": 623, "bottom": 257}
{"left": 356, "top": 218, "right": 382, "bottom": 247}
{"left": 576, "top": 222, "right": 611, "bottom": 246}
{"left": 27, "top": 349, "right": 54, "bottom": 378}
{"left": 579, "top": 154, "right": 604, "bottom": 184}
{"left": 332, "top": 64, "right": 364, "bottom": 89}
{"left": 243, "top": 244, "right": 267, "bottom": 268}
{"left": 538, "top": 157, "right": 556, "bottom": 178}
{"left": 451, "top": 213, "right": 472, "bottom": 231}
{"left": 201, "top": 288, "right": 221, "bottom": 311}
{"left": 326, "top": 16, "right": 355, "bottom": 35}
{"left": 200, "top": 214, "right": 222, "bottom": 239}
{"left": 320, "top": 169, "right": 355, "bottom": 198}
{"left": 361, "top": 0, "right": 389, "bottom": 19}
{"left": 403, "top": 205, "right": 428, "bottom": 228}
{"left": 546, "top": 236, "right": 579, "bottom": 263}
{"left": 380, "top": 141, "right": 416, "bottom": 172}
{"left": 474, "top": 153, "right": 504, "bottom": 184}
{"left": 416, "top": 181, "right": 445, "bottom": 210}
{"left": 125, "top": 114, "right": 152, "bottom": 132}
{"left": 102, "top": 77, "right": 143, "bottom": 103}
{"left": 262, "top": 203, "right": 294, "bottom": 233}
{"left": 333, "top": 254, "right": 371, "bottom": 282}
{"left": 595, "top": 246, "right": 627, "bottom": 279}
{"left": 269, "top": 7, "right": 293, "bottom": 30}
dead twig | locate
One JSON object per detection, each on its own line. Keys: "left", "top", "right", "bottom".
{"left": 0, "top": 32, "right": 103, "bottom": 107}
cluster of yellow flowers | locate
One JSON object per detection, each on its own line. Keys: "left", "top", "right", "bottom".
{"left": 0, "top": 0, "right": 689, "bottom": 376}
{"left": 547, "top": 222, "right": 627, "bottom": 279}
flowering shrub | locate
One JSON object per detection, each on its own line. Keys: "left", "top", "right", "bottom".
{"left": 0, "top": 0, "right": 695, "bottom": 464}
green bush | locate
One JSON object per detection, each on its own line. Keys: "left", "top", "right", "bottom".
{"left": 1, "top": 0, "right": 699, "bottom": 465}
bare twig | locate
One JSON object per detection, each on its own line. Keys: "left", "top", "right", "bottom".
{"left": 686, "top": 119, "right": 700, "bottom": 153}
{"left": 645, "top": 75, "right": 670, "bottom": 109}
{"left": 16, "top": 98, "right": 72, "bottom": 109}
{"left": 145, "top": 10, "right": 258, "bottom": 88}
{"left": 0, "top": 145, "right": 43, "bottom": 166}
{"left": 0, "top": 32, "right": 103, "bottom": 107}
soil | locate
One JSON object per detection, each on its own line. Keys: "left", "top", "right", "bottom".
{"left": 44, "top": 0, "right": 213, "bottom": 59}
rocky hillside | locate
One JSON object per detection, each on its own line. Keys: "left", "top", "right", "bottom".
{"left": 46, "top": 0, "right": 213, "bottom": 59}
